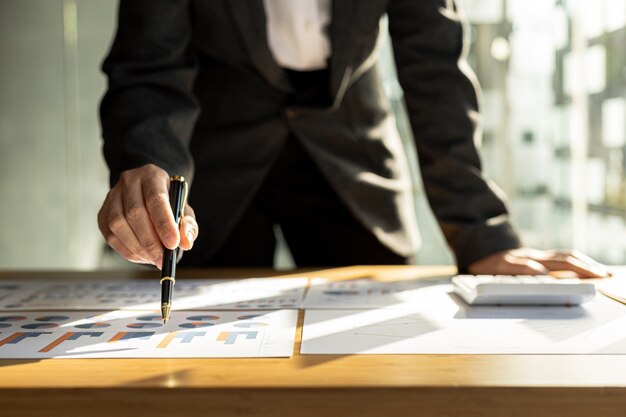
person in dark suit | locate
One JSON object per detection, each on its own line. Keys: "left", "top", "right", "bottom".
{"left": 97, "top": 0, "right": 607, "bottom": 277}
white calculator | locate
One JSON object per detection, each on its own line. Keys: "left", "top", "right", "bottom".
{"left": 452, "top": 275, "right": 596, "bottom": 305}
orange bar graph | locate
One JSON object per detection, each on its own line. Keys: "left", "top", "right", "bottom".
{"left": 157, "top": 333, "right": 177, "bottom": 349}
{"left": 108, "top": 332, "right": 126, "bottom": 343}
{"left": 39, "top": 332, "right": 75, "bottom": 353}
{"left": 0, "top": 333, "right": 24, "bottom": 347}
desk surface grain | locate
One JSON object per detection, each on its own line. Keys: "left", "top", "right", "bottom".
{"left": 1, "top": 266, "right": 625, "bottom": 417}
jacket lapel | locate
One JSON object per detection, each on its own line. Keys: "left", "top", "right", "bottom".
{"left": 328, "top": 0, "right": 360, "bottom": 105}
{"left": 226, "top": 1, "right": 292, "bottom": 92}
{"left": 227, "top": 0, "right": 362, "bottom": 104}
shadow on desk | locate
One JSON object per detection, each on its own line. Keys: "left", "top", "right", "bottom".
{"left": 0, "top": 359, "right": 41, "bottom": 368}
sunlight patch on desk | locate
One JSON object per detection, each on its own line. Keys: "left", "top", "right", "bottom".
{"left": 301, "top": 286, "right": 626, "bottom": 354}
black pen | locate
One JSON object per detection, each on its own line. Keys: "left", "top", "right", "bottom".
{"left": 160, "top": 176, "right": 188, "bottom": 324}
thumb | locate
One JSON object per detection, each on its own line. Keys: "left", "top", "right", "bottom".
{"left": 179, "top": 205, "right": 198, "bottom": 251}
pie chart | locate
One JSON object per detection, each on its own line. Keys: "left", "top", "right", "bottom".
{"left": 0, "top": 285, "right": 19, "bottom": 290}
{"left": 127, "top": 322, "right": 162, "bottom": 329}
{"left": 75, "top": 322, "right": 111, "bottom": 329}
{"left": 179, "top": 322, "right": 214, "bottom": 329}
{"left": 186, "top": 315, "right": 220, "bottom": 321}
{"left": 21, "top": 323, "right": 59, "bottom": 329}
{"left": 237, "top": 315, "right": 268, "bottom": 320}
{"left": 0, "top": 316, "right": 27, "bottom": 322}
{"left": 35, "top": 315, "right": 70, "bottom": 322}
{"left": 323, "top": 290, "right": 360, "bottom": 296}
{"left": 136, "top": 315, "right": 163, "bottom": 321}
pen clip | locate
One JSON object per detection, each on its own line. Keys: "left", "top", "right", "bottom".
{"left": 170, "top": 176, "right": 188, "bottom": 224}
{"left": 181, "top": 179, "right": 188, "bottom": 220}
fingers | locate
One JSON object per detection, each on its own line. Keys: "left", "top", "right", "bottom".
{"left": 179, "top": 205, "right": 199, "bottom": 251}
{"left": 500, "top": 254, "right": 550, "bottom": 275}
{"left": 468, "top": 248, "right": 611, "bottom": 278}
{"left": 98, "top": 189, "right": 152, "bottom": 265}
{"left": 142, "top": 174, "right": 179, "bottom": 250}
{"left": 121, "top": 178, "right": 164, "bottom": 266}
{"left": 468, "top": 250, "right": 549, "bottom": 275}
{"left": 103, "top": 233, "right": 147, "bottom": 265}
{"left": 532, "top": 250, "right": 609, "bottom": 278}
{"left": 97, "top": 164, "right": 188, "bottom": 268}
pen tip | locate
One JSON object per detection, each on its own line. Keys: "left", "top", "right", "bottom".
{"left": 161, "top": 304, "right": 172, "bottom": 324}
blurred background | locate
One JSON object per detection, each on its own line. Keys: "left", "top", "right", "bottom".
{"left": 0, "top": 0, "right": 624, "bottom": 269}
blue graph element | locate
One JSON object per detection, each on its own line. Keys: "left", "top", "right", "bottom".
{"left": 233, "top": 322, "right": 269, "bottom": 329}
{"left": 170, "top": 332, "right": 206, "bottom": 344}
{"left": 0, "top": 332, "right": 52, "bottom": 345}
{"left": 67, "top": 332, "right": 104, "bottom": 341}
{"left": 39, "top": 331, "right": 105, "bottom": 352}
{"left": 217, "top": 331, "right": 258, "bottom": 345}
{"left": 157, "top": 331, "right": 207, "bottom": 348}
{"left": 109, "top": 332, "right": 155, "bottom": 342}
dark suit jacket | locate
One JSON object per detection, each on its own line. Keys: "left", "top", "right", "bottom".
{"left": 100, "top": 0, "right": 522, "bottom": 269}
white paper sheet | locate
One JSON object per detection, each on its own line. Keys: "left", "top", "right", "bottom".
{"left": 0, "top": 309, "right": 298, "bottom": 358}
{"left": 303, "top": 278, "right": 451, "bottom": 309}
{"left": 0, "top": 278, "right": 307, "bottom": 311}
{"left": 0, "top": 281, "right": 28, "bottom": 305}
{"left": 301, "top": 286, "right": 626, "bottom": 354}
{"left": 596, "top": 270, "right": 626, "bottom": 305}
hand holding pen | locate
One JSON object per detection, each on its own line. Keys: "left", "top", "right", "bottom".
{"left": 97, "top": 164, "right": 199, "bottom": 268}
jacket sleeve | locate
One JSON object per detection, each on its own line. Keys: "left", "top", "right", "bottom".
{"left": 387, "top": 0, "right": 522, "bottom": 270}
{"left": 100, "top": 0, "right": 199, "bottom": 187}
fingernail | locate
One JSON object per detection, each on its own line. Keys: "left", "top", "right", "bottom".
{"left": 186, "top": 231, "right": 194, "bottom": 248}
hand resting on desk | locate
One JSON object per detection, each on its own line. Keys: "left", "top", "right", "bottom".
{"left": 467, "top": 248, "right": 609, "bottom": 278}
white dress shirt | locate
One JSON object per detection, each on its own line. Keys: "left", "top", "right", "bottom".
{"left": 263, "top": 0, "right": 332, "bottom": 70}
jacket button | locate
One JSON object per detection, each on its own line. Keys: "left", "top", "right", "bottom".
{"left": 285, "top": 107, "right": 300, "bottom": 119}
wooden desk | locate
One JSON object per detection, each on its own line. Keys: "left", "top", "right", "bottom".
{"left": 1, "top": 266, "right": 626, "bottom": 417}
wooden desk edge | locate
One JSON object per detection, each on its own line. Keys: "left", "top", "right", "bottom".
{"left": 3, "top": 386, "right": 626, "bottom": 417}
{"left": 2, "top": 267, "right": 626, "bottom": 417}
